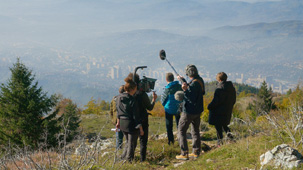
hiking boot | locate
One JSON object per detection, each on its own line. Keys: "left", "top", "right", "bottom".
{"left": 176, "top": 154, "right": 189, "bottom": 160}
{"left": 188, "top": 153, "right": 199, "bottom": 158}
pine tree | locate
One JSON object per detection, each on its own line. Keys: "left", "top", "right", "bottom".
{"left": 57, "top": 98, "right": 81, "bottom": 143}
{"left": 253, "top": 81, "right": 274, "bottom": 114}
{"left": 0, "top": 59, "right": 58, "bottom": 147}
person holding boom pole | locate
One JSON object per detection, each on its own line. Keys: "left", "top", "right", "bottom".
{"left": 175, "top": 65, "right": 205, "bottom": 160}
{"left": 158, "top": 50, "right": 205, "bottom": 160}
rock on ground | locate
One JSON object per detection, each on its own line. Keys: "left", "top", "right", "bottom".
{"left": 260, "top": 144, "right": 303, "bottom": 169}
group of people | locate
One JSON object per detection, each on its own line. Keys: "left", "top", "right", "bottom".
{"left": 110, "top": 64, "right": 236, "bottom": 162}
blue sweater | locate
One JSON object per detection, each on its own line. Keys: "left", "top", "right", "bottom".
{"left": 161, "top": 81, "right": 182, "bottom": 114}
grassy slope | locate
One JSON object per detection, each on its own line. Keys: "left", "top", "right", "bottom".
{"left": 80, "top": 113, "right": 168, "bottom": 139}
{"left": 80, "top": 114, "right": 298, "bottom": 170}
{"left": 176, "top": 135, "right": 277, "bottom": 170}
{"left": 99, "top": 135, "right": 282, "bottom": 170}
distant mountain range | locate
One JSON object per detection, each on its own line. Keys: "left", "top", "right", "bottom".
{"left": 0, "top": 0, "right": 302, "bottom": 105}
{"left": 73, "top": 20, "right": 303, "bottom": 68}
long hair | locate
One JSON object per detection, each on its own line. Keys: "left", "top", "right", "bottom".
{"left": 126, "top": 73, "right": 140, "bottom": 85}
{"left": 124, "top": 76, "right": 137, "bottom": 92}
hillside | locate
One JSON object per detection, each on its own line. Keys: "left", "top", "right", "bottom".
{"left": 1, "top": 69, "right": 303, "bottom": 169}
{"left": 1, "top": 20, "right": 302, "bottom": 105}
{"left": 0, "top": 0, "right": 303, "bottom": 105}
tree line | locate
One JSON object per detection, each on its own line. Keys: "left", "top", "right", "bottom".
{"left": 1, "top": 59, "right": 302, "bottom": 149}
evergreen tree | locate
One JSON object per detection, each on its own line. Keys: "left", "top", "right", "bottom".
{"left": 253, "top": 81, "right": 274, "bottom": 114}
{"left": 57, "top": 98, "right": 81, "bottom": 143}
{"left": 0, "top": 59, "right": 58, "bottom": 147}
{"left": 286, "top": 89, "right": 292, "bottom": 96}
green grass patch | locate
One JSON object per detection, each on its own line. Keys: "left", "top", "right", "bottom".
{"left": 79, "top": 114, "right": 301, "bottom": 170}
{"left": 80, "top": 114, "right": 169, "bottom": 139}
{"left": 176, "top": 135, "right": 283, "bottom": 170}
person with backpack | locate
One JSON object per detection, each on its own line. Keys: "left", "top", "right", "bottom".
{"left": 208, "top": 72, "right": 236, "bottom": 147}
{"left": 116, "top": 76, "right": 144, "bottom": 162}
{"left": 128, "top": 73, "right": 157, "bottom": 162}
{"left": 176, "top": 64, "right": 205, "bottom": 160}
{"left": 161, "top": 72, "right": 182, "bottom": 145}
{"left": 110, "top": 85, "right": 125, "bottom": 149}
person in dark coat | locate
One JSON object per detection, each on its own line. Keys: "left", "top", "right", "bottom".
{"left": 161, "top": 73, "right": 182, "bottom": 145}
{"left": 128, "top": 73, "right": 157, "bottom": 162}
{"left": 176, "top": 64, "right": 205, "bottom": 160}
{"left": 208, "top": 72, "right": 236, "bottom": 146}
{"left": 116, "top": 76, "right": 144, "bottom": 162}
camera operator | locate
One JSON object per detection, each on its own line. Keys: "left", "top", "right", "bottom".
{"left": 127, "top": 73, "right": 157, "bottom": 162}
{"left": 116, "top": 76, "right": 144, "bottom": 162}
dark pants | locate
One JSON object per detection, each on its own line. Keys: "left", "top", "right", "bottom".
{"left": 121, "top": 130, "right": 139, "bottom": 162}
{"left": 215, "top": 124, "right": 232, "bottom": 145}
{"left": 139, "top": 118, "right": 149, "bottom": 162}
{"left": 178, "top": 113, "right": 201, "bottom": 155}
{"left": 165, "top": 112, "right": 180, "bottom": 144}
{"left": 116, "top": 131, "right": 124, "bottom": 149}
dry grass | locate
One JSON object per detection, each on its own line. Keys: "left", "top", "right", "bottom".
{"left": 1, "top": 105, "right": 303, "bottom": 169}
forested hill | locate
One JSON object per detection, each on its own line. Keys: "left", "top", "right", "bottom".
{"left": 205, "top": 81, "right": 259, "bottom": 95}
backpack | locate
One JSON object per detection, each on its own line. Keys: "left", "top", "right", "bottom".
{"left": 110, "top": 96, "right": 118, "bottom": 125}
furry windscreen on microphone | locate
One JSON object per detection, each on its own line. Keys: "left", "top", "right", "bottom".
{"left": 175, "top": 91, "right": 184, "bottom": 101}
{"left": 159, "top": 49, "right": 166, "bottom": 60}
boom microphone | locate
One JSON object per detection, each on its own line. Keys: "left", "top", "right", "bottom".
{"left": 159, "top": 49, "right": 166, "bottom": 60}
{"left": 174, "top": 91, "right": 184, "bottom": 101}
{"left": 159, "top": 49, "right": 186, "bottom": 83}
{"left": 159, "top": 49, "right": 179, "bottom": 75}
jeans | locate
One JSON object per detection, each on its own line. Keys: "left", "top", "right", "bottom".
{"left": 165, "top": 112, "right": 180, "bottom": 144}
{"left": 178, "top": 113, "right": 201, "bottom": 155}
{"left": 116, "top": 130, "right": 124, "bottom": 149}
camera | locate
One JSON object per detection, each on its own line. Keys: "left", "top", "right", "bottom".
{"left": 139, "top": 76, "right": 157, "bottom": 92}
{"left": 133, "top": 66, "right": 157, "bottom": 93}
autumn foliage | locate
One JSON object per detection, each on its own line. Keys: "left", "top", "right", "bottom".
{"left": 149, "top": 101, "right": 165, "bottom": 117}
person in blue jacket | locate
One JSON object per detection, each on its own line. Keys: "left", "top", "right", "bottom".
{"left": 161, "top": 73, "right": 182, "bottom": 145}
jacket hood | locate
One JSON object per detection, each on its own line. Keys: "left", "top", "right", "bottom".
{"left": 118, "top": 93, "right": 134, "bottom": 105}
{"left": 218, "top": 81, "right": 234, "bottom": 91}
{"left": 165, "top": 81, "right": 179, "bottom": 88}
{"left": 224, "top": 81, "right": 234, "bottom": 90}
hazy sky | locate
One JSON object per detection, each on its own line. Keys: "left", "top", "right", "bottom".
{"left": 225, "top": 0, "right": 282, "bottom": 2}
{"left": 0, "top": 0, "right": 298, "bottom": 43}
